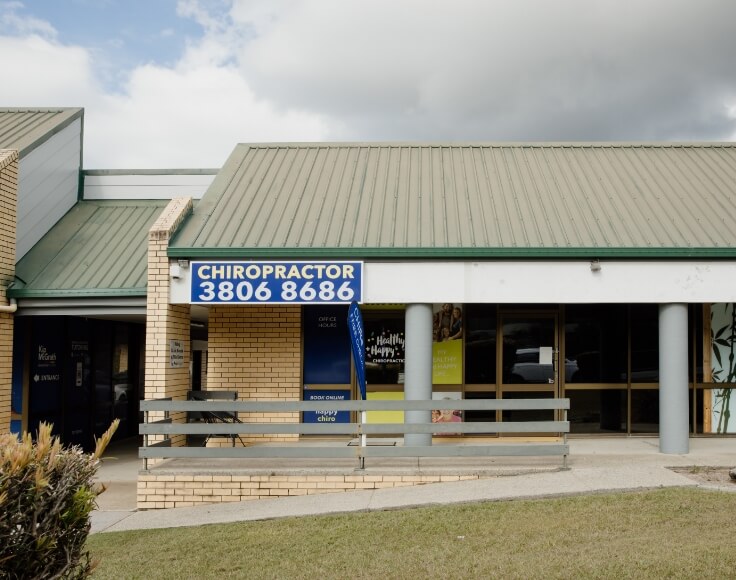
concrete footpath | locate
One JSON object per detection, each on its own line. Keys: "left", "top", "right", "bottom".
{"left": 90, "top": 437, "right": 736, "bottom": 534}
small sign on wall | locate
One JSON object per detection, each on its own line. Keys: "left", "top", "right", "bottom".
{"left": 303, "top": 389, "right": 350, "bottom": 423}
{"left": 170, "top": 340, "right": 184, "bottom": 368}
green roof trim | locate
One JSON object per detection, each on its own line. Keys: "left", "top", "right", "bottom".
{"left": 168, "top": 246, "right": 736, "bottom": 259}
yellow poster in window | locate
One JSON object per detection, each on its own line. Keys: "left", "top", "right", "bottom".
{"left": 432, "top": 303, "right": 463, "bottom": 384}
{"left": 366, "top": 391, "right": 404, "bottom": 424}
{"left": 433, "top": 339, "right": 463, "bottom": 384}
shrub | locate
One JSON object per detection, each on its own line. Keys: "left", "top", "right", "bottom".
{"left": 0, "top": 420, "right": 119, "bottom": 579}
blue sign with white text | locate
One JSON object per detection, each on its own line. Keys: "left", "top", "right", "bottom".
{"left": 190, "top": 261, "right": 362, "bottom": 304}
{"left": 303, "top": 390, "right": 350, "bottom": 423}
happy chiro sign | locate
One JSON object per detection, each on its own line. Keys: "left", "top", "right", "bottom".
{"left": 190, "top": 261, "right": 363, "bottom": 305}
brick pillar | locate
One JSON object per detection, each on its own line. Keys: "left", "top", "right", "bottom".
{"left": 0, "top": 150, "right": 18, "bottom": 434}
{"left": 144, "top": 197, "right": 193, "bottom": 444}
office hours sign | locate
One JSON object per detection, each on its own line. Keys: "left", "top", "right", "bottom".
{"left": 190, "top": 261, "right": 363, "bottom": 305}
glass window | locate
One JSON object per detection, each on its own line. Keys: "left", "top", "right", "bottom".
{"left": 565, "top": 305, "right": 627, "bottom": 383}
{"left": 465, "top": 304, "right": 497, "bottom": 384}
{"left": 692, "top": 389, "right": 704, "bottom": 434}
{"left": 630, "top": 305, "right": 659, "bottom": 383}
{"left": 501, "top": 391, "right": 555, "bottom": 422}
{"left": 630, "top": 389, "right": 659, "bottom": 433}
{"left": 112, "top": 325, "right": 131, "bottom": 433}
{"left": 464, "top": 391, "right": 496, "bottom": 423}
{"left": 28, "top": 317, "right": 65, "bottom": 439}
{"left": 92, "top": 321, "right": 112, "bottom": 438}
{"left": 501, "top": 317, "right": 555, "bottom": 384}
{"left": 303, "top": 305, "right": 351, "bottom": 384}
{"left": 364, "top": 311, "right": 405, "bottom": 385}
{"left": 690, "top": 305, "right": 703, "bottom": 383}
{"left": 567, "top": 389, "right": 627, "bottom": 433}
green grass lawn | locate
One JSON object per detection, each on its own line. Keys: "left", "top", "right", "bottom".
{"left": 88, "top": 488, "right": 736, "bottom": 579}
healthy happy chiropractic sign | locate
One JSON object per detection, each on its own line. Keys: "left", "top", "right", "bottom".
{"left": 190, "top": 261, "right": 363, "bottom": 304}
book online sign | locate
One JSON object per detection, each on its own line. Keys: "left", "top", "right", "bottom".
{"left": 190, "top": 261, "right": 363, "bottom": 305}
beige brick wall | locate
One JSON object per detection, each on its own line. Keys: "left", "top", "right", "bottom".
{"left": 206, "top": 305, "right": 301, "bottom": 442}
{"left": 0, "top": 150, "right": 18, "bottom": 434}
{"left": 137, "top": 472, "right": 481, "bottom": 509}
{"left": 144, "top": 198, "right": 193, "bottom": 443}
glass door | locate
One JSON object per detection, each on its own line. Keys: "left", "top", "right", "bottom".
{"left": 499, "top": 312, "right": 559, "bottom": 425}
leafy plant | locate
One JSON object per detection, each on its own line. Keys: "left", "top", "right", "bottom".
{"left": 0, "top": 420, "right": 118, "bottom": 579}
{"left": 710, "top": 304, "right": 735, "bottom": 433}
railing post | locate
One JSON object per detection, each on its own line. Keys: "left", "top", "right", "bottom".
{"left": 562, "top": 407, "right": 568, "bottom": 469}
{"left": 359, "top": 410, "right": 366, "bottom": 469}
{"left": 142, "top": 408, "right": 148, "bottom": 471}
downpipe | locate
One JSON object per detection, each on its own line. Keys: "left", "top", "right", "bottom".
{"left": 0, "top": 298, "right": 17, "bottom": 313}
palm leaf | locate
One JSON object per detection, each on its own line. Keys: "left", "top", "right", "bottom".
{"left": 714, "top": 347, "right": 723, "bottom": 368}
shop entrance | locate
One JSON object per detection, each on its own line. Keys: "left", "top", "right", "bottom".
{"left": 500, "top": 312, "right": 560, "bottom": 424}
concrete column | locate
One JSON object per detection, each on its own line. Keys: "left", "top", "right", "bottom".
{"left": 404, "top": 303, "right": 433, "bottom": 446}
{"left": 658, "top": 303, "right": 689, "bottom": 454}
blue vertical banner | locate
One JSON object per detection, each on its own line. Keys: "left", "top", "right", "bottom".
{"left": 348, "top": 302, "right": 367, "bottom": 400}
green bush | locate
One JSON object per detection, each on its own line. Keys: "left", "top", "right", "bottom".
{"left": 0, "top": 420, "right": 118, "bottom": 579}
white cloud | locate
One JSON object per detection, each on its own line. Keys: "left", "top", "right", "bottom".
{"left": 233, "top": 0, "right": 736, "bottom": 141}
{"left": 2, "top": 0, "right": 736, "bottom": 168}
{"left": 87, "top": 62, "right": 326, "bottom": 168}
{"left": 0, "top": 2, "right": 326, "bottom": 168}
{"left": 0, "top": 35, "right": 98, "bottom": 105}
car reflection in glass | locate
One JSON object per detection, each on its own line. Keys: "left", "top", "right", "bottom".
{"left": 507, "top": 348, "right": 578, "bottom": 383}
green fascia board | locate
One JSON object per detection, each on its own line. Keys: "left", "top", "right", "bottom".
{"left": 8, "top": 287, "right": 147, "bottom": 299}
{"left": 168, "top": 246, "right": 736, "bottom": 260}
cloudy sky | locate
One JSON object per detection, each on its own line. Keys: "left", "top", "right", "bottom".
{"left": 2, "top": 0, "right": 736, "bottom": 168}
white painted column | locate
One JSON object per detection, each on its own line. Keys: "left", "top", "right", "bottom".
{"left": 658, "top": 303, "right": 689, "bottom": 454}
{"left": 404, "top": 303, "right": 433, "bottom": 446}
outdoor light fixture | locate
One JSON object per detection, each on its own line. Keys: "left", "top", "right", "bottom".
{"left": 171, "top": 260, "right": 190, "bottom": 279}
{"left": 590, "top": 259, "right": 601, "bottom": 272}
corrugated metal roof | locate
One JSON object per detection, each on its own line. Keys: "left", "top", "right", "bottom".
{"left": 0, "top": 108, "right": 83, "bottom": 157}
{"left": 170, "top": 143, "right": 736, "bottom": 258}
{"left": 10, "top": 200, "right": 168, "bottom": 298}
